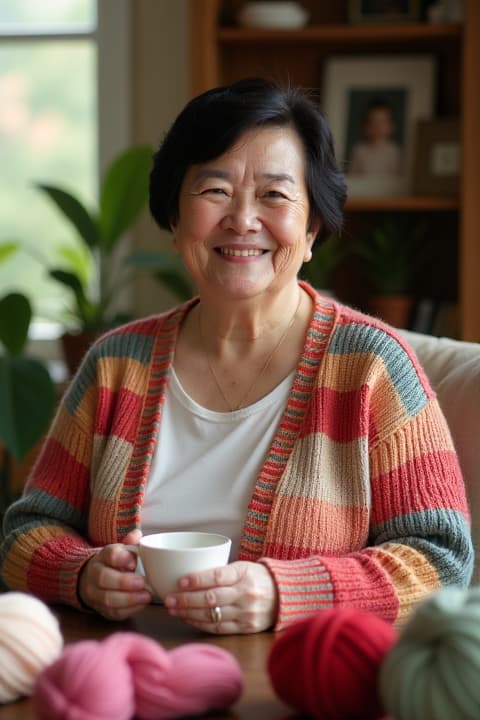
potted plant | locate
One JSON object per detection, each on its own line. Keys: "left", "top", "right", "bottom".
{"left": 300, "top": 233, "right": 345, "bottom": 295}
{"left": 35, "top": 144, "right": 195, "bottom": 373}
{"left": 32, "top": 145, "right": 152, "bottom": 374}
{"left": 0, "top": 290, "right": 56, "bottom": 529}
{"left": 350, "top": 216, "right": 428, "bottom": 328}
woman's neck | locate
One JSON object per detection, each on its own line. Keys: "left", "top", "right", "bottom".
{"left": 196, "top": 284, "right": 303, "bottom": 348}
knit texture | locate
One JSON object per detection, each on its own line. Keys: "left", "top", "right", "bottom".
{"left": 0, "top": 283, "right": 473, "bottom": 629}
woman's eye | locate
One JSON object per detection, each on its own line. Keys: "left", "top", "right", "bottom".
{"left": 265, "top": 190, "right": 287, "bottom": 199}
{"left": 202, "top": 187, "right": 228, "bottom": 196}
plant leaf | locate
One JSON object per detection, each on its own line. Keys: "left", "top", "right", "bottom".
{"left": 0, "top": 355, "right": 55, "bottom": 461}
{"left": 49, "top": 268, "right": 86, "bottom": 297}
{"left": 36, "top": 184, "right": 98, "bottom": 250}
{"left": 56, "top": 243, "right": 93, "bottom": 289}
{"left": 99, "top": 146, "right": 152, "bottom": 253}
{"left": 0, "top": 242, "right": 19, "bottom": 264}
{"left": 0, "top": 293, "right": 32, "bottom": 355}
{"left": 49, "top": 269, "right": 97, "bottom": 328}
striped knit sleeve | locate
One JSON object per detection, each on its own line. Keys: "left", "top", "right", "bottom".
{"left": 260, "top": 317, "right": 473, "bottom": 630}
{"left": 0, "top": 314, "right": 166, "bottom": 607}
{"left": 0, "top": 350, "right": 102, "bottom": 607}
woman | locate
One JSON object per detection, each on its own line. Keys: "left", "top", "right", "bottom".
{"left": 0, "top": 79, "right": 473, "bottom": 634}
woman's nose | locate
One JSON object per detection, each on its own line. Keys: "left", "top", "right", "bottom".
{"left": 220, "top": 196, "right": 262, "bottom": 235}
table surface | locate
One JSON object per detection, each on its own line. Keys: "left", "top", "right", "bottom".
{"left": 0, "top": 605, "right": 297, "bottom": 719}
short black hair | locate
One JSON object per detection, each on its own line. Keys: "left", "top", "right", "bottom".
{"left": 149, "top": 78, "right": 347, "bottom": 246}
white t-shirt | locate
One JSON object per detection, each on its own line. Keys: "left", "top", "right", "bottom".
{"left": 141, "top": 367, "right": 294, "bottom": 559}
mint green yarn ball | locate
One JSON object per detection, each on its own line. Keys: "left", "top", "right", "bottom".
{"left": 379, "top": 586, "right": 480, "bottom": 720}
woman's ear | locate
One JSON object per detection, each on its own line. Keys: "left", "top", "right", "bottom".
{"left": 169, "top": 216, "right": 179, "bottom": 250}
{"left": 305, "top": 218, "right": 321, "bottom": 262}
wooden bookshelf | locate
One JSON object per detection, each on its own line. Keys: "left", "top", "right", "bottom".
{"left": 190, "top": 0, "right": 480, "bottom": 340}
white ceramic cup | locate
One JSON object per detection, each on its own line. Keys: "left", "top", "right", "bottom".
{"left": 126, "top": 531, "right": 232, "bottom": 600}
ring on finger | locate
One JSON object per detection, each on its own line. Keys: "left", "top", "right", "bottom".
{"left": 210, "top": 605, "right": 222, "bottom": 624}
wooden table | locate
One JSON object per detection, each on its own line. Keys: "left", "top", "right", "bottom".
{"left": 0, "top": 605, "right": 295, "bottom": 719}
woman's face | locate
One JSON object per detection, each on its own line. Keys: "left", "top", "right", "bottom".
{"left": 171, "top": 125, "right": 320, "bottom": 301}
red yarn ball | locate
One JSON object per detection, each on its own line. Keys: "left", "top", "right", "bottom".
{"left": 34, "top": 632, "right": 243, "bottom": 720}
{"left": 268, "top": 608, "right": 397, "bottom": 720}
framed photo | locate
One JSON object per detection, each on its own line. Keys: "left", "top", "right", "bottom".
{"left": 322, "top": 55, "right": 435, "bottom": 198}
{"left": 412, "top": 118, "right": 460, "bottom": 195}
{"left": 348, "top": 0, "right": 421, "bottom": 24}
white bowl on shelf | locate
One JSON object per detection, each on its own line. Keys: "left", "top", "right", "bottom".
{"left": 237, "top": 2, "right": 309, "bottom": 30}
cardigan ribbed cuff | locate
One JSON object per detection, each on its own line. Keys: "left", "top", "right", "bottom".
{"left": 261, "top": 550, "right": 400, "bottom": 630}
{"left": 260, "top": 556, "right": 334, "bottom": 631}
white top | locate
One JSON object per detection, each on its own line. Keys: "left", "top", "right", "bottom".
{"left": 141, "top": 367, "right": 294, "bottom": 559}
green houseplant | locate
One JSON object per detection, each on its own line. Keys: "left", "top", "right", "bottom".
{"left": 0, "top": 291, "right": 56, "bottom": 527}
{"left": 350, "top": 216, "right": 428, "bottom": 327}
{"left": 36, "top": 144, "right": 194, "bottom": 372}
{"left": 37, "top": 146, "right": 152, "bottom": 327}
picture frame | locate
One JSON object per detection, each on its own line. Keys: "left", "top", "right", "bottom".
{"left": 322, "top": 55, "right": 435, "bottom": 198}
{"left": 412, "top": 118, "right": 460, "bottom": 195}
{"left": 348, "top": 0, "right": 421, "bottom": 24}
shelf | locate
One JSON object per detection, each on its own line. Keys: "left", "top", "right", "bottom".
{"left": 191, "top": 0, "right": 480, "bottom": 339}
{"left": 219, "top": 23, "right": 462, "bottom": 45}
{"left": 346, "top": 196, "right": 459, "bottom": 212}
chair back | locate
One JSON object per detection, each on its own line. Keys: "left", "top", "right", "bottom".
{"left": 402, "top": 330, "right": 480, "bottom": 585}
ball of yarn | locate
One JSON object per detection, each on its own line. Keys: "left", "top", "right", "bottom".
{"left": 268, "top": 608, "right": 397, "bottom": 719}
{"left": 34, "top": 631, "right": 243, "bottom": 720}
{"left": 0, "top": 592, "right": 63, "bottom": 703}
{"left": 380, "top": 585, "right": 480, "bottom": 720}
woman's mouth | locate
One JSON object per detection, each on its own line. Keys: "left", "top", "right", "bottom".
{"left": 215, "top": 247, "right": 267, "bottom": 257}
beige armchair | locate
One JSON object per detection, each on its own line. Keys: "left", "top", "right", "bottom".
{"left": 401, "top": 330, "right": 480, "bottom": 584}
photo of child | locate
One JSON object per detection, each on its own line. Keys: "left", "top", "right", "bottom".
{"left": 345, "top": 91, "right": 406, "bottom": 178}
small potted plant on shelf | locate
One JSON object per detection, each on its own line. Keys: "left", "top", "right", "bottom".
{"left": 34, "top": 146, "right": 192, "bottom": 375}
{"left": 350, "top": 216, "right": 428, "bottom": 328}
{"left": 0, "top": 289, "right": 55, "bottom": 530}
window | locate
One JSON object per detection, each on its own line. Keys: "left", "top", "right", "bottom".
{"left": 0, "top": 0, "right": 130, "bottom": 331}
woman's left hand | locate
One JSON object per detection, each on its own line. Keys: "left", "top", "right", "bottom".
{"left": 163, "top": 560, "right": 278, "bottom": 634}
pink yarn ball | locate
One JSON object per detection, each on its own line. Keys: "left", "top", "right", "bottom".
{"left": 34, "top": 638, "right": 135, "bottom": 720}
{"left": 34, "top": 632, "right": 243, "bottom": 720}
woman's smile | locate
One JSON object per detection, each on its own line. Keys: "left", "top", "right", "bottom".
{"left": 214, "top": 245, "right": 269, "bottom": 260}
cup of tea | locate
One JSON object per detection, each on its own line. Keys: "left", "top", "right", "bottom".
{"left": 126, "top": 531, "right": 231, "bottom": 600}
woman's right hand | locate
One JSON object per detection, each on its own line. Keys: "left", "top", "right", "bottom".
{"left": 78, "top": 529, "right": 152, "bottom": 620}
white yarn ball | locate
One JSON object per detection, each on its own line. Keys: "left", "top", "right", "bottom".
{"left": 0, "top": 592, "right": 63, "bottom": 703}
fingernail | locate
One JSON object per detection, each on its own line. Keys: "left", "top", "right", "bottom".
{"left": 132, "top": 576, "right": 145, "bottom": 589}
{"left": 179, "top": 577, "right": 190, "bottom": 589}
{"left": 164, "top": 595, "right": 176, "bottom": 607}
{"left": 136, "top": 592, "right": 151, "bottom": 604}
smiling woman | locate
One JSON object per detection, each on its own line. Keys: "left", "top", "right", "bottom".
{"left": 1, "top": 78, "right": 473, "bottom": 637}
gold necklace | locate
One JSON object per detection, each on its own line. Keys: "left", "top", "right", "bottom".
{"left": 199, "top": 292, "right": 302, "bottom": 412}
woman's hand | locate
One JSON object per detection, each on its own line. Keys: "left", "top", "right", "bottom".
{"left": 78, "top": 529, "right": 152, "bottom": 620}
{"left": 163, "top": 560, "right": 278, "bottom": 634}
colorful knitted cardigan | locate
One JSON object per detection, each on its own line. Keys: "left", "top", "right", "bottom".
{"left": 1, "top": 283, "right": 473, "bottom": 630}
